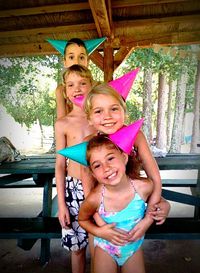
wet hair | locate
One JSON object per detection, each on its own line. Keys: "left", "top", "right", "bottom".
{"left": 62, "top": 64, "right": 94, "bottom": 111}
{"left": 64, "top": 38, "right": 88, "bottom": 58}
{"left": 86, "top": 134, "right": 142, "bottom": 179}
{"left": 84, "top": 83, "right": 127, "bottom": 119}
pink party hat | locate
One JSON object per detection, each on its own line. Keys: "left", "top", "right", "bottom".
{"left": 57, "top": 118, "right": 144, "bottom": 166}
{"left": 57, "top": 141, "right": 88, "bottom": 166}
{"left": 71, "top": 95, "right": 85, "bottom": 108}
{"left": 109, "top": 68, "right": 139, "bottom": 100}
{"left": 109, "top": 118, "right": 144, "bottom": 155}
{"left": 47, "top": 37, "right": 106, "bottom": 56}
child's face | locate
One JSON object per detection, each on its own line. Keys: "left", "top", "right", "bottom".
{"left": 65, "top": 72, "right": 91, "bottom": 103}
{"left": 64, "top": 44, "right": 88, "bottom": 68}
{"left": 89, "top": 145, "right": 127, "bottom": 186}
{"left": 89, "top": 94, "right": 125, "bottom": 134}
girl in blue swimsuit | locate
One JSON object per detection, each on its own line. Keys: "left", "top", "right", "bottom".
{"left": 78, "top": 135, "right": 154, "bottom": 273}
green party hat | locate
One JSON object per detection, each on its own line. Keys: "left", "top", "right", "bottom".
{"left": 57, "top": 141, "right": 89, "bottom": 166}
{"left": 47, "top": 37, "right": 106, "bottom": 56}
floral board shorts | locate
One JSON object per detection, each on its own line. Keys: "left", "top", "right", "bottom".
{"left": 61, "top": 175, "right": 88, "bottom": 251}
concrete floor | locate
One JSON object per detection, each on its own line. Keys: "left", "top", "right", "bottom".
{"left": 0, "top": 178, "right": 200, "bottom": 273}
{"left": 0, "top": 238, "right": 200, "bottom": 273}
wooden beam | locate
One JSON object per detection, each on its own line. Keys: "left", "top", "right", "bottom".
{"left": 103, "top": 40, "right": 114, "bottom": 81}
{"left": 0, "top": 42, "right": 59, "bottom": 57}
{"left": 1, "top": 29, "right": 200, "bottom": 57}
{"left": 114, "top": 46, "right": 133, "bottom": 69}
{"left": 0, "top": 3, "right": 90, "bottom": 18}
{"left": 0, "top": 23, "right": 96, "bottom": 38}
{"left": 88, "top": 0, "right": 111, "bottom": 37}
{"left": 90, "top": 51, "right": 104, "bottom": 71}
{"left": 112, "top": 0, "right": 191, "bottom": 8}
{"left": 114, "top": 14, "right": 200, "bottom": 29}
{"left": 118, "top": 30, "right": 200, "bottom": 47}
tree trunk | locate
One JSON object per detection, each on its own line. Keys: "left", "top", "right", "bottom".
{"left": 156, "top": 73, "right": 167, "bottom": 149}
{"left": 190, "top": 60, "right": 200, "bottom": 153}
{"left": 166, "top": 79, "right": 174, "bottom": 150}
{"left": 142, "top": 68, "right": 152, "bottom": 143}
{"left": 38, "top": 119, "right": 44, "bottom": 148}
{"left": 170, "top": 72, "right": 187, "bottom": 153}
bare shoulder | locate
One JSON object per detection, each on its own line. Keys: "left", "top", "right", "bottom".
{"left": 84, "top": 132, "right": 97, "bottom": 141}
{"left": 85, "top": 184, "right": 102, "bottom": 205}
{"left": 56, "top": 83, "right": 65, "bottom": 92}
{"left": 133, "top": 178, "right": 153, "bottom": 200}
{"left": 55, "top": 115, "right": 71, "bottom": 133}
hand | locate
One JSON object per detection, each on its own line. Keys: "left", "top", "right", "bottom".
{"left": 127, "top": 216, "right": 153, "bottom": 242}
{"left": 148, "top": 199, "right": 171, "bottom": 225}
{"left": 98, "top": 223, "right": 129, "bottom": 246}
{"left": 58, "top": 205, "right": 71, "bottom": 228}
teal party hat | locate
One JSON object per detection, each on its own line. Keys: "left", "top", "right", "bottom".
{"left": 47, "top": 37, "right": 106, "bottom": 56}
{"left": 57, "top": 141, "right": 89, "bottom": 166}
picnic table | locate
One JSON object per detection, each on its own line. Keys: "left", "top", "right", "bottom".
{"left": 0, "top": 153, "right": 200, "bottom": 265}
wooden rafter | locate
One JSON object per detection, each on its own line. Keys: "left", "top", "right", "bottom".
{"left": 0, "top": 23, "right": 96, "bottom": 38}
{"left": 0, "top": 3, "right": 90, "bottom": 18}
{"left": 88, "top": 0, "right": 112, "bottom": 37}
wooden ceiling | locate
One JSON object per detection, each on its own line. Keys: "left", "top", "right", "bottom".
{"left": 0, "top": 0, "right": 200, "bottom": 63}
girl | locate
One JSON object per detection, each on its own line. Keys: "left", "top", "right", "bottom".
{"left": 83, "top": 83, "right": 170, "bottom": 225}
{"left": 79, "top": 134, "right": 153, "bottom": 273}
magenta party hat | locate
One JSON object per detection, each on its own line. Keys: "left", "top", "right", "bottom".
{"left": 57, "top": 141, "right": 88, "bottom": 166}
{"left": 109, "top": 68, "right": 139, "bottom": 100}
{"left": 71, "top": 95, "right": 85, "bottom": 108}
{"left": 57, "top": 118, "right": 144, "bottom": 166}
{"left": 109, "top": 118, "right": 144, "bottom": 155}
{"left": 47, "top": 37, "right": 106, "bottom": 56}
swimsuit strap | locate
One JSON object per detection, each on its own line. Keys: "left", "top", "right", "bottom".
{"left": 130, "top": 179, "right": 137, "bottom": 193}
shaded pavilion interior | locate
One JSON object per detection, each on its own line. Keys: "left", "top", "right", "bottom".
{"left": 0, "top": 0, "right": 200, "bottom": 81}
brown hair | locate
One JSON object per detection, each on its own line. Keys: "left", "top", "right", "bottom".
{"left": 86, "top": 134, "right": 141, "bottom": 179}
{"left": 84, "top": 83, "right": 127, "bottom": 119}
{"left": 64, "top": 38, "right": 88, "bottom": 59}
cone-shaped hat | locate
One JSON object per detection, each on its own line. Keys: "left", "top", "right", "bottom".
{"left": 57, "top": 118, "right": 144, "bottom": 165}
{"left": 109, "top": 68, "right": 139, "bottom": 100}
{"left": 109, "top": 118, "right": 144, "bottom": 155}
{"left": 47, "top": 37, "right": 106, "bottom": 56}
{"left": 71, "top": 95, "right": 85, "bottom": 108}
{"left": 57, "top": 141, "right": 88, "bottom": 166}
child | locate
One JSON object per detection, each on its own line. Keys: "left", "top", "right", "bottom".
{"left": 55, "top": 64, "right": 96, "bottom": 273}
{"left": 83, "top": 83, "right": 170, "bottom": 224}
{"left": 55, "top": 38, "right": 89, "bottom": 119}
{"left": 79, "top": 134, "right": 153, "bottom": 273}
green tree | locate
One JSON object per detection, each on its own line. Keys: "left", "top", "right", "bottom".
{"left": 0, "top": 55, "right": 61, "bottom": 146}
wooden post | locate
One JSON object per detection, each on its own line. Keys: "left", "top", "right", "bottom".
{"left": 103, "top": 41, "right": 114, "bottom": 82}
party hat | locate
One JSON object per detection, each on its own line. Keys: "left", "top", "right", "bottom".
{"left": 57, "top": 118, "right": 144, "bottom": 165}
{"left": 109, "top": 68, "right": 139, "bottom": 100}
{"left": 71, "top": 95, "right": 85, "bottom": 108}
{"left": 109, "top": 118, "right": 144, "bottom": 154}
{"left": 47, "top": 37, "right": 106, "bottom": 56}
{"left": 57, "top": 141, "right": 88, "bottom": 166}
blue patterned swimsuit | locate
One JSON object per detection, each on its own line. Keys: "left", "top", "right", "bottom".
{"left": 94, "top": 180, "right": 146, "bottom": 266}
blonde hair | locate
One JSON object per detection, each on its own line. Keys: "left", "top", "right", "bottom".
{"left": 62, "top": 64, "right": 94, "bottom": 112}
{"left": 63, "top": 64, "right": 93, "bottom": 85}
{"left": 84, "top": 83, "right": 127, "bottom": 119}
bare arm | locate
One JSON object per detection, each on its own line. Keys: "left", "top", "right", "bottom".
{"left": 134, "top": 131, "right": 162, "bottom": 206}
{"left": 55, "top": 119, "right": 70, "bottom": 228}
{"left": 56, "top": 84, "right": 67, "bottom": 119}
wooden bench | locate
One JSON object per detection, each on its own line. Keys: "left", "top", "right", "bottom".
{"left": 0, "top": 217, "right": 200, "bottom": 241}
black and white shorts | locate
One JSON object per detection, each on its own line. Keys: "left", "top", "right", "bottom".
{"left": 61, "top": 175, "right": 88, "bottom": 251}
